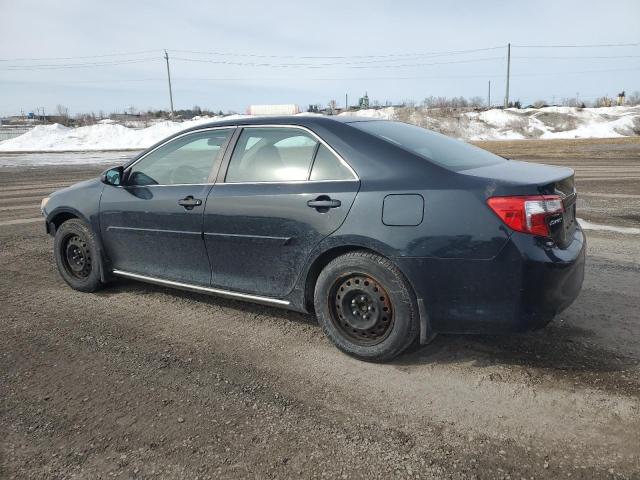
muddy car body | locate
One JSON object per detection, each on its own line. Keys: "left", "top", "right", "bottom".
{"left": 42, "top": 116, "right": 586, "bottom": 361}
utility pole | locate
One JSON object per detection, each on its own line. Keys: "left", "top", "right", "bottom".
{"left": 488, "top": 80, "right": 491, "bottom": 108}
{"left": 164, "top": 50, "right": 175, "bottom": 117}
{"left": 504, "top": 43, "right": 511, "bottom": 108}
{"left": 345, "top": 93, "right": 348, "bottom": 111}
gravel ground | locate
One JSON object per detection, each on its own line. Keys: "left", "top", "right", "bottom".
{"left": 1, "top": 138, "right": 639, "bottom": 479}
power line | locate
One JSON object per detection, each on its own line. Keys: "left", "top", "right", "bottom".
{"left": 0, "top": 49, "right": 159, "bottom": 62}
{"left": 511, "top": 65, "right": 640, "bottom": 77}
{"left": 5, "top": 64, "right": 635, "bottom": 85}
{"left": 514, "top": 55, "right": 640, "bottom": 59}
{"left": 161, "top": 65, "right": 640, "bottom": 82}
{"left": 3, "top": 58, "right": 160, "bottom": 70}
{"left": 170, "top": 56, "right": 504, "bottom": 69}
{"left": 512, "top": 42, "right": 639, "bottom": 48}
{"left": 0, "top": 78, "right": 165, "bottom": 85}
{"left": 170, "top": 46, "right": 505, "bottom": 60}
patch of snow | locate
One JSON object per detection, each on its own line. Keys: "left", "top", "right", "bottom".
{"left": 577, "top": 218, "right": 640, "bottom": 235}
{"left": 0, "top": 115, "right": 247, "bottom": 152}
{"left": 1, "top": 106, "right": 639, "bottom": 152}
{"left": 340, "top": 108, "right": 396, "bottom": 120}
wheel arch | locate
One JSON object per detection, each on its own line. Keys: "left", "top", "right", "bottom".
{"left": 304, "top": 243, "right": 405, "bottom": 310}
{"left": 302, "top": 242, "right": 432, "bottom": 345}
{"left": 46, "top": 207, "right": 89, "bottom": 236}
{"left": 46, "top": 207, "right": 111, "bottom": 283}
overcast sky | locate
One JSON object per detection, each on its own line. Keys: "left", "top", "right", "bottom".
{"left": 1, "top": 0, "right": 639, "bottom": 116}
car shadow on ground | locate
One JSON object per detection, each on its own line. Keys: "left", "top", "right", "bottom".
{"left": 397, "top": 325, "right": 637, "bottom": 374}
{"left": 99, "top": 280, "right": 638, "bottom": 385}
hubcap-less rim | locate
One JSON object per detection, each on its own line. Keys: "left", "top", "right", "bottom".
{"left": 329, "top": 274, "right": 394, "bottom": 346}
{"left": 62, "top": 234, "right": 91, "bottom": 279}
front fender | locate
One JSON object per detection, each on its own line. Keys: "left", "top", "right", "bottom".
{"left": 43, "top": 179, "right": 110, "bottom": 281}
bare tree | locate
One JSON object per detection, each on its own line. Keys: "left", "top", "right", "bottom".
{"left": 469, "top": 96, "right": 484, "bottom": 108}
{"left": 626, "top": 91, "right": 640, "bottom": 106}
{"left": 594, "top": 96, "right": 613, "bottom": 107}
{"left": 55, "top": 104, "right": 70, "bottom": 126}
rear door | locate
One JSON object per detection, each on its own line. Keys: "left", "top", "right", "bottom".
{"left": 203, "top": 126, "right": 359, "bottom": 297}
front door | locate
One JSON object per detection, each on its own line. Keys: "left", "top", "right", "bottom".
{"left": 203, "top": 126, "right": 359, "bottom": 297}
{"left": 100, "top": 128, "right": 234, "bottom": 285}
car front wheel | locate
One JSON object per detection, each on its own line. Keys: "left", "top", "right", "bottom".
{"left": 314, "top": 251, "right": 419, "bottom": 362}
{"left": 54, "top": 218, "right": 103, "bottom": 292}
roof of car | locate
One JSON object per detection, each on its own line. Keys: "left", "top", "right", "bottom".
{"left": 192, "top": 114, "right": 384, "bottom": 130}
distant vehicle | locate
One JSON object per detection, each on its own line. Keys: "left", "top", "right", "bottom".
{"left": 247, "top": 104, "right": 301, "bottom": 115}
{"left": 41, "top": 116, "right": 585, "bottom": 361}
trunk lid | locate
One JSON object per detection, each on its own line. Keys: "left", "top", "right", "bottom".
{"left": 460, "top": 160, "right": 578, "bottom": 248}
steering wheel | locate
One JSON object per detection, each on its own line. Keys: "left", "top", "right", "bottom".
{"left": 170, "top": 165, "right": 204, "bottom": 184}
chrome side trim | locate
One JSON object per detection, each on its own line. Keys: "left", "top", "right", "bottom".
{"left": 213, "top": 178, "right": 359, "bottom": 186}
{"left": 120, "top": 123, "right": 359, "bottom": 187}
{"left": 124, "top": 183, "right": 213, "bottom": 188}
{"left": 112, "top": 269, "right": 291, "bottom": 306}
{"left": 126, "top": 126, "right": 237, "bottom": 172}
{"left": 106, "top": 226, "right": 201, "bottom": 236}
{"left": 203, "top": 231, "right": 292, "bottom": 244}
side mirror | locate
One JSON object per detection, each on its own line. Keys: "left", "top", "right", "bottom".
{"left": 100, "top": 166, "right": 124, "bottom": 186}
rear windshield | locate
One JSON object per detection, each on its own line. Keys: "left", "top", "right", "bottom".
{"left": 351, "top": 120, "right": 505, "bottom": 171}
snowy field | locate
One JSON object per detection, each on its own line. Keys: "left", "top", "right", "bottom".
{"left": 0, "top": 151, "right": 135, "bottom": 168}
{"left": 0, "top": 106, "right": 638, "bottom": 153}
{"left": 352, "top": 105, "right": 640, "bottom": 141}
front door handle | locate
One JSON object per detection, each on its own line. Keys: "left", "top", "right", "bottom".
{"left": 178, "top": 196, "right": 202, "bottom": 210}
{"left": 307, "top": 196, "right": 341, "bottom": 212}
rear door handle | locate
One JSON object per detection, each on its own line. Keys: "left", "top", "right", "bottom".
{"left": 307, "top": 196, "right": 341, "bottom": 211}
{"left": 178, "top": 196, "right": 202, "bottom": 210}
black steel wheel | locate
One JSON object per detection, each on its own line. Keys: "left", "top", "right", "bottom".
{"left": 54, "top": 218, "right": 104, "bottom": 292}
{"left": 314, "top": 251, "right": 419, "bottom": 362}
{"left": 61, "top": 234, "right": 92, "bottom": 279}
{"left": 330, "top": 274, "right": 394, "bottom": 346}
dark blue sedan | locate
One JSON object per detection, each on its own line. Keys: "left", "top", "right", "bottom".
{"left": 41, "top": 116, "right": 585, "bottom": 361}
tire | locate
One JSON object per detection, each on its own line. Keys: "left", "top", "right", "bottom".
{"left": 314, "top": 251, "right": 419, "bottom": 362}
{"left": 54, "top": 218, "right": 103, "bottom": 292}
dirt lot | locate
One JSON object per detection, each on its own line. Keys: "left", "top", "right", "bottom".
{"left": 1, "top": 138, "right": 639, "bottom": 479}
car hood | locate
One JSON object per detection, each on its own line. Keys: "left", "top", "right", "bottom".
{"left": 50, "top": 177, "right": 102, "bottom": 199}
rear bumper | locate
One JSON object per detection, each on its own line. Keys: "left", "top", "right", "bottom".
{"left": 395, "top": 228, "right": 586, "bottom": 334}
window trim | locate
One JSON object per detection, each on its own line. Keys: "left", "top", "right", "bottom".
{"left": 122, "top": 126, "right": 237, "bottom": 188}
{"left": 217, "top": 124, "right": 358, "bottom": 185}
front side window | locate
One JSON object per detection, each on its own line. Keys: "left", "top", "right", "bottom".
{"left": 128, "top": 129, "right": 232, "bottom": 186}
{"left": 225, "top": 127, "right": 318, "bottom": 183}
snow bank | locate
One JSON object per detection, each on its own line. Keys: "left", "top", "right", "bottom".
{"left": 1, "top": 106, "right": 639, "bottom": 152}
{"left": 0, "top": 115, "right": 248, "bottom": 152}
{"left": 341, "top": 105, "right": 640, "bottom": 141}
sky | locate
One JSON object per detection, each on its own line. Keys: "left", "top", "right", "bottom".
{"left": 1, "top": 0, "right": 639, "bottom": 116}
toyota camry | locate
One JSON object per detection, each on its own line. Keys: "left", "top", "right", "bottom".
{"left": 41, "top": 116, "right": 585, "bottom": 361}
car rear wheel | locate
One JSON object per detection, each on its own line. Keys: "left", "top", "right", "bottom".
{"left": 54, "top": 218, "right": 103, "bottom": 292}
{"left": 314, "top": 251, "right": 419, "bottom": 362}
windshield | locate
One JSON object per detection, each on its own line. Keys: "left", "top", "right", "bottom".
{"left": 351, "top": 120, "right": 506, "bottom": 171}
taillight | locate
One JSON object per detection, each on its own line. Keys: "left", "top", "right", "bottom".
{"left": 487, "top": 195, "right": 563, "bottom": 237}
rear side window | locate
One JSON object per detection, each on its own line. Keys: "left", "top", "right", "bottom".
{"left": 226, "top": 127, "right": 318, "bottom": 182}
{"left": 310, "top": 145, "right": 355, "bottom": 181}
{"left": 351, "top": 120, "right": 505, "bottom": 171}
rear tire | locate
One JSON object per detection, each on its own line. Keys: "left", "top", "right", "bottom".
{"left": 54, "top": 218, "right": 103, "bottom": 292}
{"left": 314, "top": 251, "right": 419, "bottom": 362}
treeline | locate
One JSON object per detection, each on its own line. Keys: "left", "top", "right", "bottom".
{"left": 39, "top": 105, "right": 233, "bottom": 127}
